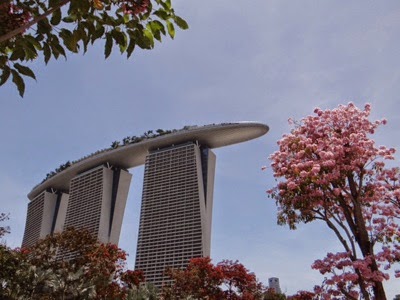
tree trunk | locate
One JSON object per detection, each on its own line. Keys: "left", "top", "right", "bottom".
{"left": 373, "top": 281, "right": 387, "bottom": 300}
{"left": 370, "top": 258, "right": 387, "bottom": 300}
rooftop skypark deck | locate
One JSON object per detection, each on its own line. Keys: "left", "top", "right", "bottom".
{"left": 28, "top": 122, "right": 269, "bottom": 200}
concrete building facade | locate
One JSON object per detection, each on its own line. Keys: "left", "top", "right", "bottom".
{"left": 135, "top": 143, "right": 215, "bottom": 286}
{"left": 22, "top": 191, "right": 69, "bottom": 248}
{"left": 62, "top": 165, "right": 131, "bottom": 245}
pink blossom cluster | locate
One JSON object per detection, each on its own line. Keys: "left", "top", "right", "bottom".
{"left": 268, "top": 103, "right": 400, "bottom": 298}
{"left": 313, "top": 283, "right": 361, "bottom": 300}
{"left": 312, "top": 252, "right": 390, "bottom": 292}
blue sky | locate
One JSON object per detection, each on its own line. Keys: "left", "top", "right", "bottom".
{"left": 1, "top": 0, "right": 400, "bottom": 297}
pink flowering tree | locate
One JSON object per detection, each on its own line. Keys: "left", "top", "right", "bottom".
{"left": 268, "top": 103, "right": 400, "bottom": 300}
{"left": 0, "top": 0, "right": 188, "bottom": 97}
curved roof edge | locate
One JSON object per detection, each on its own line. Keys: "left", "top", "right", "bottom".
{"left": 28, "top": 122, "right": 269, "bottom": 200}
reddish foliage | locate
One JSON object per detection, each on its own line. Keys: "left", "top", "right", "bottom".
{"left": 25, "top": 227, "right": 140, "bottom": 299}
{"left": 162, "top": 257, "right": 223, "bottom": 299}
{"left": 287, "top": 290, "right": 315, "bottom": 300}
{"left": 161, "top": 257, "right": 265, "bottom": 300}
{"left": 217, "top": 260, "right": 262, "bottom": 299}
{"left": 121, "top": 269, "right": 145, "bottom": 289}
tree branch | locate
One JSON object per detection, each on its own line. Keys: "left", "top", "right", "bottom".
{"left": 0, "top": 0, "right": 70, "bottom": 44}
{"left": 347, "top": 173, "right": 359, "bottom": 200}
{"left": 329, "top": 210, "right": 357, "bottom": 258}
{"left": 339, "top": 286, "right": 359, "bottom": 300}
{"left": 322, "top": 210, "right": 353, "bottom": 254}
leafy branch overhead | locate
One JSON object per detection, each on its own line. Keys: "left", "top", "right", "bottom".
{"left": 0, "top": 0, "right": 188, "bottom": 97}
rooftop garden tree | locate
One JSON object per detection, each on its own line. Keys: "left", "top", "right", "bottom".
{"left": 38, "top": 125, "right": 192, "bottom": 184}
{"left": 0, "top": 0, "right": 188, "bottom": 97}
{"left": 268, "top": 103, "right": 400, "bottom": 299}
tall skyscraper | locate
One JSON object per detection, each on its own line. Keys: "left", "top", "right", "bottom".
{"left": 135, "top": 142, "right": 215, "bottom": 287}
{"left": 63, "top": 165, "right": 132, "bottom": 245}
{"left": 22, "top": 165, "right": 131, "bottom": 248}
{"left": 22, "top": 191, "right": 69, "bottom": 248}
{"left": 22, "top": 123, "right": 269, "bottom": 287}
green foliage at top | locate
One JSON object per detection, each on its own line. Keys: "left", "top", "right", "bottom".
{"left": 0, "top": 0, "right": 188, "bottom": 97}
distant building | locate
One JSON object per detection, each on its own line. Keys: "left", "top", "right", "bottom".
{"left": 268, "top": 277, "right": 282, "bottom": 294}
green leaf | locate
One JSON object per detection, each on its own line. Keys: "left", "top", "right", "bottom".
{"left": 76, "top": 25, "right": 89, "bottom": 52}
{"left": 11, "top": 70, "right": 25, "bottom": 97}
{"left": 111, "top": 30, "right": 127, "bottom": 53}
{"left": 91, "top": 26, "right": 105, "bottom": 43}
{"left": 36, "top": 34, "right": 45, "bottom": 42}
{"left": 143, "top": 29, "right": 154, "bottom": 48}
{"left": 160, "top": 0, "right": 171, "bottom": 10}
{"left": 60, "top": 29, "right": 78, "bottom": 52}
{"left": 166, "top": 20, "right": 175, "bottom": 39}
{"left": 51, "top": 8, "right": 62, "bottom": 26}
{"left": 49, "top": 0, "right": 61, "bottom": 8}
{"left": 68, "top": 0, "right": 79, "bottom": 14}
{"left": 55, "top": 44, "right": 66, "bottom": 58}
{"left": 37, "top": 19, "right": 52, "bottom": 35}
{"left": 81, "top": 33, "right": 90, "bottom": 53}
{"left": 0, "top": 66, "right": 11, "bottom": 86}
{"left": 123, "top": 14, "right": 130, "bottom": 24}
{"left": 9, "top": 48, "right": 25, "bottom": 61}
{"left": 148, "top": 20, "right": 165, "bottom": 41}
{"left": 49, "top": 35, "right": 66, "bottom": 59}
{"left": 105, "top": 33, "right": 113, "bottom": 58}
{"left": 111, "top": 30, "right": 122, "bottom": 44}
{"left": 22, "top": 40, "right": 38, "bottom": 60}
{"left": 117, "top": 32, "right": 128, "bottom": 53}
{"left": 50, "top": 43, "right": 60, "bottom": 59}
{"left": 126, "top": 36, "right": 136, "bottom": 58}
{"left": 133, "top": 29, "right": 151, "bottom": 49}
{"left": 82, "top": 21, "right": 95, "bottom": 36}
{"left": 154, "top": 9, "right": 169, "bottom": 20}
{"left": 151, "top": 20, "right": 166, "bottom": 33}
{"left": 63, "top": 15, "right": 77, "bottom": 23}
{"left": 174, "top": 16, "right": 188, "bottom": 30}
{"left": 24, "top": 35, "right": 42, "bottom": 50}
{"left": 43, "top": 43, "right": 51, "bottom": 64}
{"left": 14, "top": 64, "right": 36, "bottom": 80}
{"left": 0, "top": 56, "right": 7, "bottom": 67}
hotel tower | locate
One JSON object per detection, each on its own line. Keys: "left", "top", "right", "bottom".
{"left": 22, "top": 122, "right": 269, "bottom": 287}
